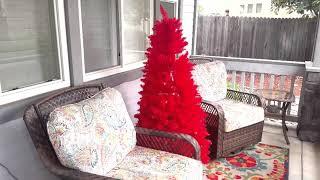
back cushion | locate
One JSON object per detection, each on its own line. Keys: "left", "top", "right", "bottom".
{"left": 47, "top": 88, "right": 136, "bottom": 176}
{"left": 114, "top": 79, "right": 142, "bottom": 126}
{"left": 192, "top": 61, "right": 227, "bottom": 102}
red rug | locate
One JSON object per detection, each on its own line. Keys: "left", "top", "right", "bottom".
{"left": 205, "top": 143, "right": 289, "bottom": 180}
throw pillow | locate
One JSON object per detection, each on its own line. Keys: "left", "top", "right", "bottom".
{"left": 192, "top": 61, "right": 227, "bottom": 102}
{"left": 114, "top": 78, "right": 142, "bottom": 126}
{"left": 47, "top": 88, "right": 136, "bottom": 176}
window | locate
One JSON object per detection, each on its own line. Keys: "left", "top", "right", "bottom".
{"left": 81, "top": 0, "right": 118, "bottom": 73}
{"left": 247, "top": 4, "right": 253, "bottom": 13}
{"left": 0, "top": 0, "right": 70, "bottom": 105}
{"left": 122, "top": 0, "right": 153, "bottom": 65}
{"left": 240, "top": 5, "right": 245, "bottom": 14}
{"left": 160, "top": 1, "right": 177, "bottom": 18}
{"left": 73, "top": 0, "right": 153, "bottom": 82}
{"left": 256, "top": 3, "right": 262, "bottom": 13}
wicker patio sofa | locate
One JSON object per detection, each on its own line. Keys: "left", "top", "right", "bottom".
{"left": 23, "top": 84, "right": 201, "bottom": 180}
{"left": 190, "top": 56, "right": 265, "bottom": 158}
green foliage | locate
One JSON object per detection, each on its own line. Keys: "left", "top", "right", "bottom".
{"left": 197, "top": 4, "right": 205, "bottom": 15}
{"left": 272, "top": 0, "right": 320, "bottom": 17}
{"left": 227, "top": 82, "right": 240, "bottom": 91}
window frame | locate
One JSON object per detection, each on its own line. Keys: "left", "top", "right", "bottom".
{"left": 0, "top": 0, "right": 70, "bottom": 106}
{"left": 73, "top": 0, "right": 154, "bottom": 83}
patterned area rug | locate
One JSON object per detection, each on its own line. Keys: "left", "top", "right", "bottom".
{"left": 204, "top": 143, "right": 289, "bottom": 180}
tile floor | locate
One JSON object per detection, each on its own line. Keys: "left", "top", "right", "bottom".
{"left": 262, "top": 119, "right": 320, "bottom": 180}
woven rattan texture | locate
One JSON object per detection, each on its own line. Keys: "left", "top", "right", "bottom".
{"left": 136, "top": 127, "right": 200, "bottom": 160}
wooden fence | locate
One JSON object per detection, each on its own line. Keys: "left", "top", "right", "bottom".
{"left": 196, "top": 16, "right": 318, "bottom": 62}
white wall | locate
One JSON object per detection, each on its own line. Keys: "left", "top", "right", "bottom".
{"left": 313, "top": 18, "right": 320, "bottom": 67}
{"left": 181, "top": 0, "right": 195, "bottom": 54}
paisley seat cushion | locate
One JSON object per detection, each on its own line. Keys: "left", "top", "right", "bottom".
{"left": 106, "top": 146, "right": 203, "bottom": 180}
{"left": 192, "top": 61, "right": 227, "bottom": 102}
{"left": 217, "top": 99, "right": 265, "bottom": 132}
{"left": 47, "top": 88, "right": 136, "bottom": 176}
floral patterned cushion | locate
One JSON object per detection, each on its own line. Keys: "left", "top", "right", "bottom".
{"left": 217, "top": 99, "right": 265, "bottom": 132}
{"left": 192, "top": 61, "right": 227, "bottom": 102}
{"left": 47, "top": 88, "right": 136, "bottom": 176}
{"left": 106, "top": 146, "right": 203, "bottom": 180}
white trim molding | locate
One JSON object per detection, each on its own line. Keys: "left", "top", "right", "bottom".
{"left": 0, "top": 80, "right": 70, "bottom": 106}
{"left": 55, "top": 0, "right": 71, "bottom": 84}
{"left": 0, "top": 0, "right": 70, "bottom": 106}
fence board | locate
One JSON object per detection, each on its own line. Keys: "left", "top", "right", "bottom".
{"left": 196, "top": 16, "right": 317, "bottom": 62}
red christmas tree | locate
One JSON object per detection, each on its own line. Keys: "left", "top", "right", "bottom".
{"left": 135, "top": 7, "right": 211, "bottom": 163}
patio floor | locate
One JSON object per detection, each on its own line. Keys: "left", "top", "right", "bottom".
{"left": 0, "top": 118, "right": 319, "bottom": 180}
{"left": 262, "top": 119, "right": 320, "bottom": 180}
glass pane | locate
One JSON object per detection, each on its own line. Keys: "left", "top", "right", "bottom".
{"left": 123, "top": 0, "right": 151, "bottom": 65}
{"left": 81, "top": 0, "right": 119, "bottom": 73}
{"left": 256, "top": 3, "right": 262, "bottom": 13}
{"left": 247, "top": 4, "right": 253, "bottom": 13}
{"left": 160, "top": 1, "right": 176, "bottom": 18}
{"left": 0, "top": 0, "right": 60, "bottom": 92}
{"left": 240, "top": 5, "right": 245, "bottom": 14}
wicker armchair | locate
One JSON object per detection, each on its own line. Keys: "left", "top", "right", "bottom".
{"left": 23, "top": 84, "right": 201, "bottom": 180}
{"left": 190, "top": 56, "right": 265, "bottom": 158}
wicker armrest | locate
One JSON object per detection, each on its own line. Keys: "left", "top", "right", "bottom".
{"left": 135, "top": 127, "right": 201, "bottom": 160}
{"left": 201, "top": 101, "right": 225, "bottom": 129}
{"left": 200, "top": 101, "right": 225, "bottom": 158}
{"left": 226, "top": 89, "right": 264, "bottom": 107}
{"left": 189, "top": 56, "right": 214, "bottom": 64}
